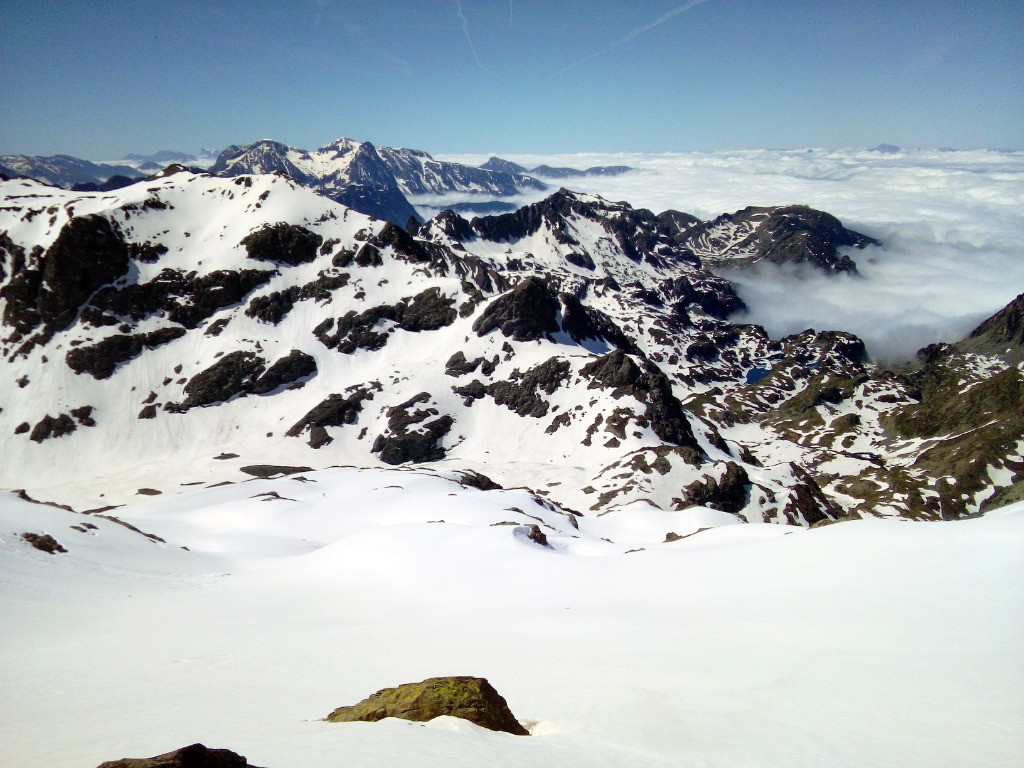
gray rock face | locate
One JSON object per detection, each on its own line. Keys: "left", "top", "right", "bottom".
{"left": 326, "top": 676, "right": 529, "bottom": 735}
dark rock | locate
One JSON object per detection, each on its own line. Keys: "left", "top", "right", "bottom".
{"left": 326, "top": 676, "right": 528, "bottom": 735}
{"left": 14, "top": 421, "right": 29, "bottom": 434}
{"left": 95, "top": 742, "right": 261, "bottom": 768}
{"left": 138, "top": 405, "right": 158, "bottom": 420}
{"left": 21, "top": 532, "right": 67, "bottom": 554}
{"left": 65, "top": 327, "right": 185, "bottom": 379}
{"left": 240, "top": 223, "right": 323, "bottom": 267}
{"left": 457, "top": 470, "right": 502, "bottom": 491}
{"left": 782, "top": 465, "right": 839, "bottom": 526}
{"left": 581, "top": 350, "right": 701, "bottom": 450}
{"left": 373, "top": 393, "right": 453, "bottom": 464}
{"left": 286, "top": 388, "right": 374, "bottom": 441}
{"left": 1, "top": 216, "right": 130, "bottom": 342}
{"left": 29, "top": 413, "right": 77, "bottom": 443}
{"left": 472, "top": 276, "right": 560, "bottom": 341}
{"left": 444, "top": 351, "right": 481, "bottom": 377}
{"left": 239, "top": 465, "right": 313, "bottom": 478}
{"left": 91, "top": 268, "right": 274, "bottom": 330}
{"left": 314, "top": 288, "right": 456, "bottom": 353}
{"left": 181, "top": 351, "right": 266, "bottom": 408}
{"left": 677, "top": 462, "right": 749, "bottom": 513}
{"left": 486, "top": 358, "right": 570, "bottom": 418}
{"left": 559, "top": 294, "right": 638, "bottom": 352}
{"left": 524, "top": 524, "right": 549, "bottom": 546}
{"left": 249, "top": 349, "right": 317, "bottom": 394}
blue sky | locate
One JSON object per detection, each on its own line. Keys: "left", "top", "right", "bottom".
{"left": 2, "top": 0, "right": 1022, "bottom": 158}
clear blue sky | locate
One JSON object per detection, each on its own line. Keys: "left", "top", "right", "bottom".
{"left": 2, "top": 0, "right": 1022, "bottom": 158}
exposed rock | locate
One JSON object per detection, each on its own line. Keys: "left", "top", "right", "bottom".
{"left": 2, "top": 215, "right": 130, "bottom": 342}
{"left": 95, "top": 743, "right": 261, "bottom": 768}
{"left": 181, "top": 351, "right": 266, "bottom": 409}
{"left": 457, "top": 470, "right": 502, "bottom": 491}
{"left": 286, "top": 388, "right": 374, "bottom": 442}
{"left": 65, "top": 327, "right": 185, "bottom": 379}
{"left": 372, "top": 393, "right": 453, "bottom": 464}
{"left": 781, "top": 465, "right": 839, "bottom": 526}
{"left": 676, "top": 462, "right": 749, "bottom": 514}
{"left": 677, "top": 204, "right": 878, "bottom": 274}
{"left": 29, "top": 413, "right": 78, "bottom": 443}
{"left": 239, "top": 465, "right": 313, "bottom": 478}
{"left": 21, "top": 532, "right": 67, "bottom": 554}
{"left": 240, "top": 222, "right": 323, "bottom": 266}
{"left": 581, "top": 350, "right": 701, "bottom": 450}
{"left": 523, "top": 524, "right": 549, "bottom": 546}
{"left": 472, "top": 276, "right": 559, "bottom": 341}
{"left": 91, "top": 268, "right": 274, "bottom": 329}
{"left": 249, "top": 349, "right": 317, "bottom": 394}
{"left": 325, "top": 676, "right": 528, "bottom": 735}
{"left": 559, "top": 293, "right": 638, "bottom": 352}
{"left": 314, "top": 288, "right": 456, "bottom": 353}
{"left": 486, "top": 358, "right": 570, "bottom": 418}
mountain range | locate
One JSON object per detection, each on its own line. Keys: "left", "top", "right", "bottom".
{"left": 1, "top": 163, "right": 1019, "bottom": 521}
{"left": 1, "top": 141, "right": 639, "bottom": 228}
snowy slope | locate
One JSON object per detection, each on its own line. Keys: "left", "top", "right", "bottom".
{"left": 1, "top": 477, "right": 1021, "bottom": 767}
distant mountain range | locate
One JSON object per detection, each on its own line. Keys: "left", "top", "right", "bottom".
{"left": 0, "top": 141, "right": 636, "bottom": 227}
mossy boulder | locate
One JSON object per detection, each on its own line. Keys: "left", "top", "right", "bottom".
{"left": 325, "top": 676, "right": 528, "bottom": 735}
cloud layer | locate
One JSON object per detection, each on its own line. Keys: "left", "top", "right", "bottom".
{"left": 432, "top": 147, "right": 1024, "bottom": 363}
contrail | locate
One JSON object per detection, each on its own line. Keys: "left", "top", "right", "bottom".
{"left": 552, "top": 0, "right": 710, "bottom": 78}
{"left": 509, "top": 0, "right": 514, "bottom": 27}
{"left": 455, "top": 0, "right": 489, "bottom": 72}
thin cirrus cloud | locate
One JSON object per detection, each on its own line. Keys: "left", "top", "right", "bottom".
{"left": 431, "top": 147, "right": 1024, "bottom": 364}
{"left": 552, "top": 0, "right": 711, "bottom": 78}
{"left": 455, "top": 0, "right": 490, "bottom": 73}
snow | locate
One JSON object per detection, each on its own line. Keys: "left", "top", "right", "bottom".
{"left": 2, "top": 473, "right": 1022, "bottom": 768}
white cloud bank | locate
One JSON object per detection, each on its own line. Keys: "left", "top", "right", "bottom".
{"left": 434, "top": 147, "right": 1024, "bottom": 363}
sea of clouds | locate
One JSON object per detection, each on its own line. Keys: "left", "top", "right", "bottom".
{"left": 431, "top": 148, "right": 1024, "bottom": 364}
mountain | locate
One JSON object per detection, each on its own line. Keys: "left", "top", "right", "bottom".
{"left": 208, "top": 139, "right": 549, "bottom": 226}
{"left": 0, "top": 154, "right": 142, "bottom": 187}
{"left": 1, "top": 171, "right": 1019, "bottom": 523}
{"left": 666, "top": 204, "right": 878, "bottom": 273}
{"left": 530, "top": 164, "right": 633, "bottom": 178}
{"left": 377, "top": 147, "right": 545, "bottom": 196}
{"left": 481, "top": 156, "right": 634, "bottom": 179}
{"left": 209, "top": 138, "right": 420, "bottom": 226}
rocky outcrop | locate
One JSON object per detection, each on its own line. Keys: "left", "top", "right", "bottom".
{"left": 90, "top": 267, "right": 274, "bottom": 329}
{"left": 286, "top": 386, "right": 375, "bottom": 446}
{"left": 485, "top": 358, "right": 570, "bottom": 418}
{"left": 581, "top": 350, "right": 702, "bottom": 450}
{"left": 178, "top": 349, "right": 315, "bottom": 409}
{"left": 21, "top": 532, "right": 67, "bottom": 554}
{"left": 326, "top": 676, "right": 528, "bottom": 735}
{"left": 675, "top": 462, "right": 749, "bottom": 513}
{"left": 473, "top": 277, "right": 560, "bottom": 341}
{"left": 95, "top": 743, "right": 263, "bottom": 768}
{"left": 674, "top": 204, "right": 878, "bottom": 274}
{"left": 65, "top": 327, "right": 185, "bottom": 379}
{"left": 240, "top": 223, "right": 322, "bottom": 266}
{"left": 314, "top": 287, "right": 456, "bottom": 353}
{"left": 372, "top": 393, "right": 453, "bottom": 464}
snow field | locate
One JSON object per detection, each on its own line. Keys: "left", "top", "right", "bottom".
{"left": 2, "top": 471, "right": 1021, "bottom": 767}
